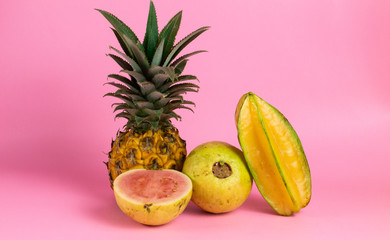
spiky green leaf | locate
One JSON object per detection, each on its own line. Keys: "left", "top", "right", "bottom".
{"left": 138, "top": 82, "right": 156, "bottom": 95}
{"left": 155, "top": 97, "right": 170, "bottom": 107}
{"left": 167, "top": 82, "right": 200, "bottom": 92}
{"left": 109, "top": 46, "right": 142, "bottom": 73}
{"left": 161, "top": 112, "right": 181, "bottom": 121}
{"left": 96, "top": 9, "right": 139, "bottom": 43}
{"left": 163, "top": 100, "right": 195, "bottom": 114}
{"left": 154, "top": 96, "right": 181, "bottom": 108}
{"left": 146, "top": 91, "right": 164, "bottom": 102}
{"left": 135, "top": 115, "right": 144, "bottom": 125}
{"left": 113, "top": 104, "right": 129, "bottom": 112}
{"left": 113, "top": 89, "right": 145, "bottom": 101}
{"left": 113, "top": 105, "right": 137, "bottom": 116}
{"left": 159, "top": 75, "right": 197, "bottom": 92}
{"left": 115, "top": 112, "right": 133, "bottom": 121}
{"left": 163, "top": 26, "right": 210, "bottom": 66}
{"left": 159, "top": 11, "right": 182, "bottom": 62}
{"left": 144, "top": 108, "right": 163, "bottom": 118}
{"left": 170, "top": 50, "right": 207, "bottom": 67}
{"left": 161, "top": 67, "right": 178, "bottom": 82}
{"left": 111, "top": 28, "right": 132, "bottom": 57}
{"left": 104, "top": 81, "right": 138, "bottom": 94}
{"left": 170, "top": 99, "right": 196, "bottom": 106}
{"left": 175, "top": 105, "right": 195, "bottom": 113}
{"left": 122, "top": 35, "right": 150, "bottom": 74}
{"left": 152, "top": 73, "right": 169, "bottom": 88}
{"left": 167, "top": 87, "right": 199, "bottom": 97}
{"left": 135, "top": 101, "right": 154, "bottom": 109}
{"left": 174, "top": 59, "right": 187, "bottom": 75}
{"left": 137, "top": 42, "right": 146, "bottom": 54}
{"left": 164, "top": 103, "right": 195, "bottom": 114}
{"left": 107, "top": 54, "right": 132, "bottom": 70}
{"left": 120, "top": 70, "right": 147, "bottom": 83}
{"left": 151, "top": 38, "right": 165, "bottom": 66}
{"left": 148, "top": 65, "right": 164, "bottom": 76}
{"left": 143, "top": 1, "right": 159, "bottom": 62}
{"left": 178, "top": 75, "right": 199, "bottom": 82}
{"left": 103, "top": 93, "right": 136, "bottom": 108}
{"left": 124, "top": 108, "right": 138, "bottom": 115}
{"left": 107, "top": 74, "right": 140, "bottom": 93}
{"left": 150, "top": 120, "right": 159, "bottom": 130}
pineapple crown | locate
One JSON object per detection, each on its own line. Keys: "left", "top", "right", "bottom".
{"left": 97, "top": 1, "right": 209, "bottom": 132}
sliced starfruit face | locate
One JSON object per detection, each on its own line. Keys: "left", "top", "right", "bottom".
{"left": 235, "top": 92, "right": 311, "bottom": 216}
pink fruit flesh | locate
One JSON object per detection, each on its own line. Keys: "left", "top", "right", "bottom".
{"left": 117, "top": 170, "right": 189, "bottom": 203}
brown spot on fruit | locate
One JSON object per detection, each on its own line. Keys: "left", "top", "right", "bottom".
{"left": 140, "top": 137, "right": 154, "bottom": 153}
{"left": 158, "top": 142, "right": 168, "bottom": 155}
{"left": 163, "top": 133, "right": 176, "bottom": 143}
{"left": 212, "top": 161, "right": 232, "bottom": 179}
{"left": 126, "top": 148, "right": 139, "bottom": 166}
{"left": 144, "top": 203, "right": 153, "bottom": 213}
{"left": 177, "top": 199, "right": 185, "bottom": 211}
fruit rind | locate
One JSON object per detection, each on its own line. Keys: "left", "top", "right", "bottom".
{"left": 113, "top": 169, "right": 192, "bottom": 225}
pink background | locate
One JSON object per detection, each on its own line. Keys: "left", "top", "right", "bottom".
{"left": 1, "top": 0, "right": 389, "bottom": 239}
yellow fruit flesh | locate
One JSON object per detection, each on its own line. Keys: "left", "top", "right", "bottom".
{"left": 236, "top": 93, "right": 311, "bottom": 215}
{"left": 254, "top": 96, "right": 311, "bottom": 209}
{"left": 238, "top": 97, "right": 296, "bottom": 215}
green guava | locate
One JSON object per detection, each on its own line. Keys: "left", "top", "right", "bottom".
{"left": 182, "top": 141, "right": 252, "bottom": 213}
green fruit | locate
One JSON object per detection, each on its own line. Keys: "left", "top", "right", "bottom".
{"left": 182, "top": 141, "right": 252, "bottom": 213}
{"left": 235, "top": 92, "right": 311, "bottom": 216}
{"left": 113, "top": 169, "right": 192, "bottom": 225}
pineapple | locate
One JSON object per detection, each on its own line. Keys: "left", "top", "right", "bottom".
{"left": 97, "top": 1, "right": 209, "bottom": 187}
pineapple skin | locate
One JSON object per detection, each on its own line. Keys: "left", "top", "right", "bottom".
{"left": 105, "top": 126, "right": 186, "bottom": 187}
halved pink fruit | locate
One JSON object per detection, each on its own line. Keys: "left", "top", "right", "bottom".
{"left": 113, "top": 169, "right": 192, "bottom": 226}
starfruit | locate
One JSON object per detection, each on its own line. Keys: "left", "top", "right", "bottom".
{"left": 235, "top": 92, "right": 311, "bottom": 216}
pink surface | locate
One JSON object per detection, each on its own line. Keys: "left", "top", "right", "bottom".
{"left": 1, "top": 0, "right": 389, "bottom": 239}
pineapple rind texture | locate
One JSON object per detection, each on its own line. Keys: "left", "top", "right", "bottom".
{"left": 106, "top": 127, "right": 187, "bottom": 187}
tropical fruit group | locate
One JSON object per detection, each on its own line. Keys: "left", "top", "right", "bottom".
{"left": 235, "top": 92, "right": 311, "bottom": 216}
{"left": 113, "top": 169, "right": 192, "bottom": 225}
{"left": 97, "top": 1, "right": 209, "bottom": 187}
{"left": 183, "top": 141, "right": 252, "bottom": 213}
{"left": 98, "top": 0, "right": 312, "bottom": 224}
